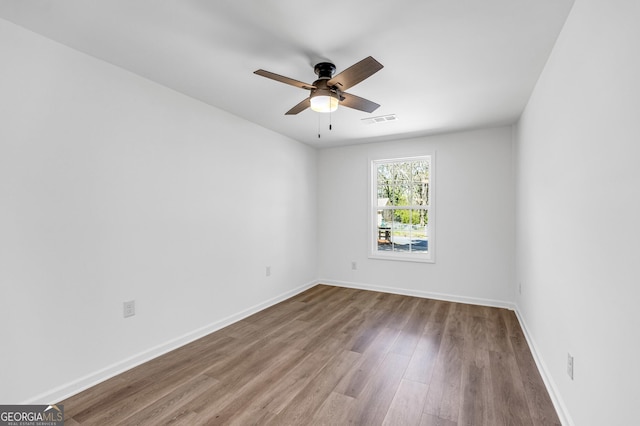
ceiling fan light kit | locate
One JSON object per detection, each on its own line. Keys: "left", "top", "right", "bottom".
{"left": 254, "top": 56, "right": 383, "bottom": 115}
{"left": 310, "top": 94, "right": 339, "bottom": 113}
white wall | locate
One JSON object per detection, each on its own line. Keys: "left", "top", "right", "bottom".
{"left": 317, "top": 127, "right": 515, "bottom": 306}
{"left": 515, "top": 0, "right": 640, "bottom": 424}
{"left": 0, "top": 19, "right": 317, "bottom": 404}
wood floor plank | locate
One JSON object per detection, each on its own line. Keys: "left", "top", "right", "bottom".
{"left": 425, "top": 334, "right": 465, "bottom": 422}
{"left": 334, "top": 327, "right": 401, "bottom": 398}
{"left": 349, "top": 308, "right": 393, "bottom": 353}
{"left": 385, "top": 296, "right": 421, "bottom": 330}
{"left": 485, "top": 308, "right": 513, "bottom": 354}
{"left": 59, "top": 285, "right": 559, "bottom": 426}
{"left": 510, "top": 336, "right": 562, "bottom": 426}
{"left": 465, "top": 315, "right": 489, "bottom": 350}
{"left": 345, "top": 352, "right": 411, "bottom": 425}
{"left": 489, "top": 350, "right": 534, "bottom": 426}
{"left": 202, "top": 321, "right": 306, "bottom": 382}
{"left": 295, "top": 286, "right": 351, "bottom": 322}
{"left": 113, "top": 374, "right": 218, "bottom": 426}
{"left": 226, "top": 348, "right": 338, "bottom": 424}
{"left": 70, "top": 346, "right": 227, "bottom": 425}
{"left": 458, "top": 352, "right": 495, "bottom": 426}
{"left": 501, "top": 308, "right": 525, "bottom": 338}
{"left": 382, "top": 378, "right": 429, "bottom": 425}
{"left": 68, "top": 377, "right": 155, "bottom": 424}
{"left": 162, "top": 410, "right": 199, "bottom": 425}
{"left": 404, "top": 299, "right": 449, "bottom": 385}
{"left": 459, "top": 346, "right": 498, "bottom": 426}
{"left": 300, "top": 306, "right": 362, "bottom": 353}
{"left": 457, "top": 309, "right": 498, "bottom": 426}
{"left": 178, "top": 338, "right": 304, "bottom": 418}
{"left": 62, "top": 376, "right": 128, "bottom": 420}
{"left": 424, "top": 302, "right": 474, "bottom": 422}
{"left": 432, "top": 300, "right": 454, "bottom": 324}
{"left": 189, "top": 347, "right": 309, "bottom": 424}
{"left": 443, "top": 302, "right": 470, "bottom": 339}
{"left": 310, "top": 391, "right": 356, "bottom": 425}
{"left": 390, "top": 298, "right": 434, "bottom": 356}
{"left": 335, "top": 308, "right": 372, "bottom": 347}
{"left": 421, "top": 413, "right": 458, "bottom": 426}
{"left": 404, "top": 329, "right": 444, "bottom": 385}
{"left": 267, "top": 350, "right": 361, "bottom": 425}
{"left": 243, "top": 297, "right": 307, "bottom": 328}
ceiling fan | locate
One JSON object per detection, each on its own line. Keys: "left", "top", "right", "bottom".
{"left": 254, "top": 56, "right": 383, "bottom": 115}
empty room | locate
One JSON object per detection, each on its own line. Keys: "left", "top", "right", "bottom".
{"left": 1, "top": 1, "right": 638, "bottom": 425}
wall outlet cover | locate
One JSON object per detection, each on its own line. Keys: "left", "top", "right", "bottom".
{"left": 567, "top": 353, "right": 574, "bottom": 380}
{"left": 123, "top": 300, "right": 135, "bottom": 318}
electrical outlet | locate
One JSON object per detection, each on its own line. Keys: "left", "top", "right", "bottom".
{"left": 351, "top": 261, "right": 357, "bottom": 270}
{"left": 567, "top": 353, "right": 574, "bottom": 380}
{"left": 266, "top": 266, "right": 271, "bottom": 277}
{"left": 123, "top": 300, "right": 135, "bottom": 318}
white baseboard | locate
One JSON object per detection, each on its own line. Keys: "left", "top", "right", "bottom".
{"left": 26, "top": 280, "right": 317, "bottom": 405}
{"left": 513, "top": 306, "right": 573, "bottom": 426}
{"left": 318, "top": 278, "right": 516, "bottom": 310}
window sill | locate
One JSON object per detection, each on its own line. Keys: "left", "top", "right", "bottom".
{"left": 369, "top": 252, "right": 434, "bottom": 263}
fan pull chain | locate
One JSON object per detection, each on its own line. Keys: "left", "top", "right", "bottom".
{"left": 317, "top": 109, "right": 333, "bottom": 138}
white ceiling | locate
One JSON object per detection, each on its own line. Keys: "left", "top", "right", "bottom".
{"left": 0, "top": 0, "right": 574, "bottom": 148}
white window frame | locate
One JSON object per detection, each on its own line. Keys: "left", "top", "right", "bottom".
{"left": 369, "top": 155, "right": 435, "bottom": 263}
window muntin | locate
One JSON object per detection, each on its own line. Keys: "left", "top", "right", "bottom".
{"left": 371, "top": 156, "right": 433, "bottom": 262}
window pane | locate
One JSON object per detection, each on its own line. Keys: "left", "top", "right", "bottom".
{"left": 376, "top": 209, "right": 392, "bottom": 250}
{"left": 411, "top": 161, "right": 429, "bottom": 180}
{"left": 412, "top": 161, "right": 429, "bottom": 204}
{"left": 377, "top": 163, "right": 393, "bottom": 182}
{"left": 394, "top": 182, "right": 410, "bottom": 206}
{"left": 377, "top": 182, "right": 411, "bottom": 206}
{"left": 410, "top": 210, "right": 428, "bottom": 252}
{"left": 411, "top": 183, "right": 429, "bottom": 205}
{"left": 391, "top": 218, "right": 411, "bottom": 252}
{"left": 377, "top": 184, "right": 389, "bottom": 201}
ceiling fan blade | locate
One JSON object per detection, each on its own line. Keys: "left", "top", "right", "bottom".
{"left": 340, "top": 92, "right": 381, "bottom": 113}
{"left": 285, "top": 98, "right": 311, "bottom": 115}
{"left": 327, "top": 56, "right": 383, "bottom": 91}
{"left": 254, "top": 69, "right": 316, "bottom": 90}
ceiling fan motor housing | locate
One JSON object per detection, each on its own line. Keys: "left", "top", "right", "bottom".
{"left": 312, "top": 62, "right": 342, "bottom": 101}
{"left": 313, "top": 62, "right": 336, "bottom": 79}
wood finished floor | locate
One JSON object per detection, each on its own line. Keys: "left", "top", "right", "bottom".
{"left": 61, "top": 285, "right": 560, "bottom": 425}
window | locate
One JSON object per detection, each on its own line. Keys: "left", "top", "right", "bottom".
{"left": 370, "top": 155, "right": 433, "bottom": 262}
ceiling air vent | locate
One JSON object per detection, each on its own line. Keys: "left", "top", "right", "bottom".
{"left": 361, "top": 114, "right": 398, "bottom": 125}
